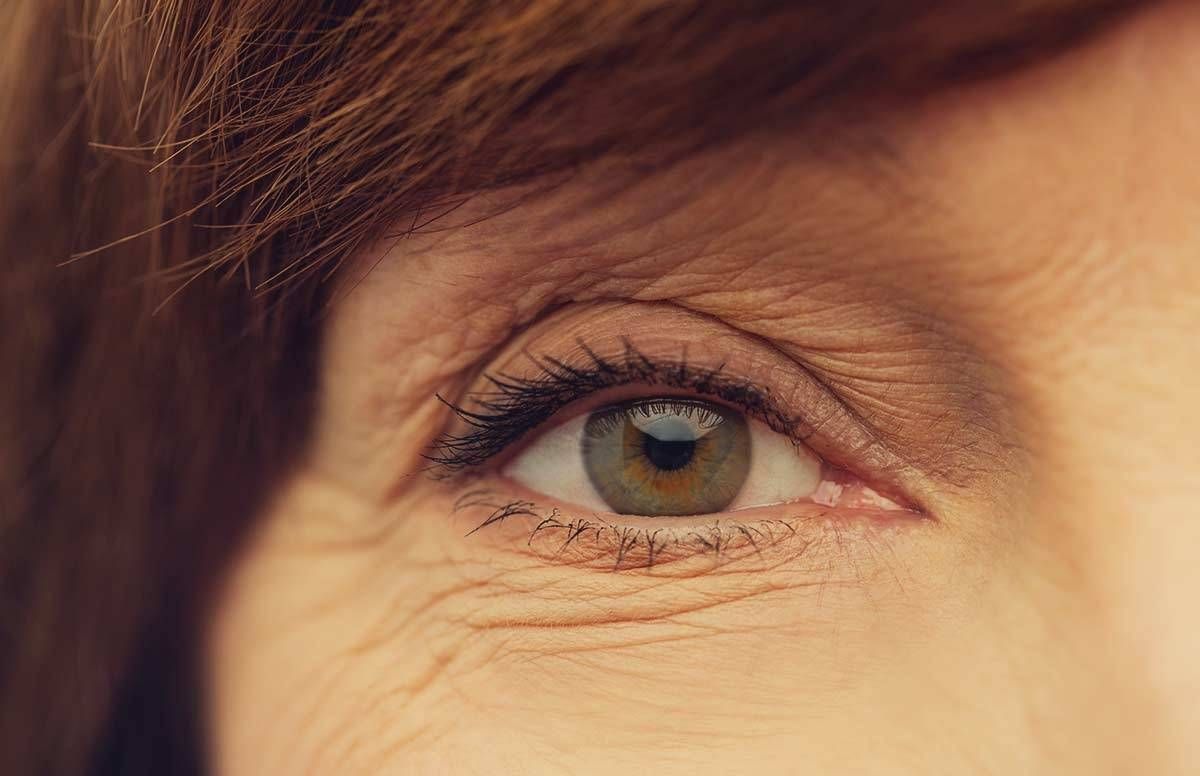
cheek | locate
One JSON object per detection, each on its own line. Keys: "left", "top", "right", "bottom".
{"left": 206, "top": 478, "right": 479, "bottom": 774}
{"left": 206, "top": 471, "right": 1032, "bottom": 775}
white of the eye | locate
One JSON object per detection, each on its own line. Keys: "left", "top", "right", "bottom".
{"left": 726, "top": 419, "right": 821, "bottom": 510}
{"left": 504, "top": 413, "right": 609, "bottom": 511}
{"left": 505, "top": 409, "right": 824, "bottom": 514}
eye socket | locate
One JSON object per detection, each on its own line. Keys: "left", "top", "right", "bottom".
{"left": 504, "top": 396, "right": 825, "bottom": 516}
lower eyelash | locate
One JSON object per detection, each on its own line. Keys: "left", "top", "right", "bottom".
{"left": 527, "top": 516, "right": 805, "bottom": 570}
{"left": 453, "top": 489, "right": 823, "bottom": 572}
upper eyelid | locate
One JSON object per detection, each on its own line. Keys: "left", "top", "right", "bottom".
{"left": 458, "top": 384, "right": 785, "bottom": 474}
{"left": 425, "top": 341, "right": 837, "bottom": 475}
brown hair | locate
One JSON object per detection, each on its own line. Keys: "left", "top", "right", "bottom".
{"left": 0, "top": 1, "right": 1144, "bottom": 773}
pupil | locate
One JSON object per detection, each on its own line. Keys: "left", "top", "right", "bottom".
{"left": 642, "top": 433, "right": 696, "bottom": 471}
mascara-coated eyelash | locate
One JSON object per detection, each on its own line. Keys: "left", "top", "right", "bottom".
{"left": 426, "top": 341, "right": 799, "bottom": 472}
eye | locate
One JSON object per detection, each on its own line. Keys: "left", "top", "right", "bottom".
{"left": 505, "top": 397, "right": 824, "bottom": 516}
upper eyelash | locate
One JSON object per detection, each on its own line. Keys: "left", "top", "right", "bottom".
{"left": 586, "top": 398, "right": 727, "bottom": 436}
{"left": 426, "top": 339, "right": 799, "bottom": 472}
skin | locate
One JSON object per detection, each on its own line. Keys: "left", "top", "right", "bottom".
{"left": 208, "top": 3, "right": 1200, "bottom": 774}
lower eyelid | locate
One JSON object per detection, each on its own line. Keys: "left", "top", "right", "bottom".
{"left": 448, "top": 487, "right": 925, "bottom": 576}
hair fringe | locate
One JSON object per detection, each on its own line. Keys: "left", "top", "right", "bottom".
{"left": 73, "top": 0, "right": 1140, "bottom": 300}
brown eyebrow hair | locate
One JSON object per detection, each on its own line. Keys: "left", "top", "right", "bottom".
{"left": 0, "top": 1, "right": 1146, "bottom": 773}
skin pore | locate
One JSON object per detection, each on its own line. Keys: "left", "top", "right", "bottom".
{"left": 208, "top": 3, "right": 1200, "bottom": 774}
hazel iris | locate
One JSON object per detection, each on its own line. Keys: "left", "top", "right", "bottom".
{"left": 581, "top": 398, "right": 751, "bottom": 515}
